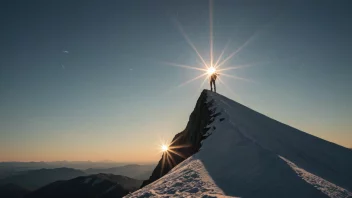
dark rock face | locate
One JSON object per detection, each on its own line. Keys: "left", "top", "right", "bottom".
{"left": 141, "top": 90, "right": 216, "bottom": 188}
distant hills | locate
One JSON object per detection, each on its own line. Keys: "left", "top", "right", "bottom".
{"left": 0, "top": 162, "right": 155, "bottom": 198}
{"left": 0, "top": 161, "right": 133, "bottom": 173}
{"left": 0, "top": 168, "right": 86, "bottom": 190}
{"left": 0, "top": 162, "right": 155, "bottom": 179}
{"left": 0, "top": 162, "right": 51, "bottom": 179}
{"left": 0, "top": 173, "right": 142, "bottom": 198}
{"left": 0, "top": 163, "right": 155, "bottom": 197}
{"left": 25, "top": 174, "right": 142, "bottom": 198}
{"left": 85, "top": 164, "right": 154, "bottom": 180}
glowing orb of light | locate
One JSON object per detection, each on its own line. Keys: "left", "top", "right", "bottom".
{"left": 161, "top": 144, "right": 168, "bottom": 152}
{"left": 208, "top": 67, "right": 216, "bottom": 75}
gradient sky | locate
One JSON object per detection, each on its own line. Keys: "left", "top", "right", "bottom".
{"left": 1, "top": 0, "right": 351, "bottom": 162}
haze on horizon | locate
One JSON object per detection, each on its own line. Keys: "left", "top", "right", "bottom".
{"left": 0, "top": 0, "right": 351, "bottom": 162}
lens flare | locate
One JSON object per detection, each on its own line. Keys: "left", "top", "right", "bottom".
{"left": 162, "top": 0, "right": 260, "bottom": 97}
{"left": 208, "top": 67, "right": 216, "bottom": 75}
{"left": 161, "top": 144, "right": 168, "bottom": 152}
{"left": 157, "top": 136, "right": 190, "bottom": 176}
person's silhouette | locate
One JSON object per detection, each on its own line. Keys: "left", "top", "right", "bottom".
{"left": 210, "top": 72, "right": 219, "bottom": 92}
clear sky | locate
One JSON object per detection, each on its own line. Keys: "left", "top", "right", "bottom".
{"left": 1, "top": 0, "right": 351, "bottom": 162}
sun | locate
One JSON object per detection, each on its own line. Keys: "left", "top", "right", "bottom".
{"left": 162, "top": 0, "right": 257, "bottom": 97}
{"left": 208, "top": 66, "right": 216, "bottom": 75}
{"left": 161, "top": 144, "right": 168, "bottom": 152}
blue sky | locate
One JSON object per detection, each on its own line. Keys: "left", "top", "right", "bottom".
{"left": 0, "top": 0, "right": 351, "bottom": 162}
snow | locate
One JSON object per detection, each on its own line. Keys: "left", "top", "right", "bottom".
{"left": 279, "top": 156, "right": 352, "bottom": 198}
{"left": 127, "top": 90, "right": 352, "bottom": 198}
{"left": 126, "top": 156, "right": 234, "bottom": 198}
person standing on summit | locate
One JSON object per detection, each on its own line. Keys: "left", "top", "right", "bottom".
{"left": 210, "top": 72, "right": 219, "bottom": 92}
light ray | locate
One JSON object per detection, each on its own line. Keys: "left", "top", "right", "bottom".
{"left": 214, "top": 39, "right": 232, "bottom": 68}
{"left": 217, "top": 33, "right": 256, "bottom": 68}
{"left": 217, "top": 77, "right": 232, "bottom": 93}
{"left": 199, "top": 75, "right": 209, "bottom": 89}
{"left": 169, "top": 144, "right": 190, "bottom": 150}
{"left": 168, "top": 134, "right": 183, "bottom": 147}
{"left": 218, "top": 61, "right": 271, "bottom": 72}
{"left": 196, "top": 59, "right": 204, "bottom": 68}
{"left": 173, "top": 19, "right": 209, "bottom": 68}
{"left": 217, "top": 64, "right": 253, "bottom": 72}
{"left": 165, "top": 152, "right": 173, "bottom": 167}
{"left": 160, "top": 152, "right": 166, "bottom": 176}
{"left": 177, "top": 73, "right": 208, "bottom": 87}
{"left": 167, "top": 152, "right": 176, "bottom": 166}
{"left": 209, "top": 0, "right": 214, "bottom": 66}
{"left": 168, "top": 149, "right": 186, "bottom": 159}
{"left": 162, "top": 61, "right": 207, "bottom": 72}
{"left": 217, "top": 77, "right": 242, "bottom": 101}
{"left": 219, "top": 72, "right": 254, "bottom": 83}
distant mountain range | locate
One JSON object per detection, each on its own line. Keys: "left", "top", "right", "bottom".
{"left": 0, "top": 162, "right": 51, "bottom": 179}
{"left": 0, "top": 161, "right": 139, "bottom": 173}
{"left": 0, "top": 168, "right": 86, "bottom": 190}
{"left": 25, "top": 174, "right": 142, "bottom": 198}
{"left": 85, "top": 164, "right": 155, "bottom": 180}
{"left": 0, "top": 163, "right": 155, "bottom": 197}
{"left": 0, "top": 162, "right": 155, "bottom": 179}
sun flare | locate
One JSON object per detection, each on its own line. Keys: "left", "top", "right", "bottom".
{"left": 161, "top": 144, "right": 168, "bottom": 152}
{"left": 208, "top": 67, "right": 216, "bottom": 75}
{"left": 162, "top": 0, "right": 258, "bottom": 99}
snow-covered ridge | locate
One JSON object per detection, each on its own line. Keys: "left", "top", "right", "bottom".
{"left": 128, "top": 90, "right": 352, "bottom": 198}
{"left": 279, "top": 156, "right": 352, "bottom": 198}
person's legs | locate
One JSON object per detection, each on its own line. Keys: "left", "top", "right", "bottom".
{"left": 210, "top": 80, "right": 216, "bottom": 92}
{"left": 214, "top": 81, "right": 216, "bottom": 93}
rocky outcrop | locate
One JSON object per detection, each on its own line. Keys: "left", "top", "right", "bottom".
{"left": 141, "top": 90, "right": 217, "bottom": 188}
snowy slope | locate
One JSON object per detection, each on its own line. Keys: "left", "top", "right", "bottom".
{"left": 127, "top": 90, "right": 352, "bottom": 198}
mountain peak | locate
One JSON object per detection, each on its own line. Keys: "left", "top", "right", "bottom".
{"left": 129, "top": 90, "right": 352, "bottom": 198}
